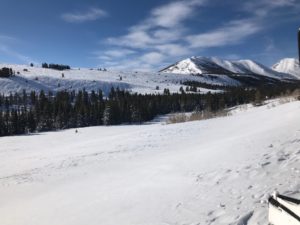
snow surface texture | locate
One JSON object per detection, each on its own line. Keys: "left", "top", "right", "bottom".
{"left": 0, "top": 64, "right": 238, "bottom": 96}
{"left": 272, "top": 58, "right": 300, "bottom": 79}
{"left": 1, "top": 100, "right": 300, "bottom": 225}
{"left": 161, "top": 56, "right": 298, "bottom": 80}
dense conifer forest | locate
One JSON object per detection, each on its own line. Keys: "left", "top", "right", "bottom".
{"left": 0, "top": 82, "right": 299, "bottom": 137}
{"left": 41, "top": 63, "right": 71, "bottom": 70}
{"left": 0, "top": 67, "right": 14, "bottom": 78}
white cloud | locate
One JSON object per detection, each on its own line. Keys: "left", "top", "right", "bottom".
{"left": 152, "top": 28, "right": 184, "bottom": 43}
{"left": 62, "top": 8, "right": 108, "bottom": 23}
{"left": 104, "top": 49, "right": 136, "bottom": 58}
{"left": 101, "top": 0, "right": 206, "bottom": 70}
{"left": 95, "top": 49, "right": 136, "bottom": 61}
{"left": 147, "top": 0, "right": 204, "bottom": 28}
{"left": 0, "top": 35, "right": 37, "bottom": 64}
{"left": 102, "top": 59, "right": 155, "bottom": 72}
{"left": 0, "top": 45, "right": 37, "bottom": 64}
{"left": 105, "top": 0, "right": 207, "bottom": 49}
{"left": 186, "top": 19, "right": 261, "bottom": 48}
{"left": 243, "top": 0, "right": 297, "bottom": 16}
{"left": 107, "top": 28, "right": 185, "bottom": 49}
{"left": 130, "top": 0, "right": 206, "bottom": 31}
{"left": 0, "top": 35, "right": 17, "bottom": 42}
{"left": 141, "top": 52, "right": 166, "bottom": 64}
{"left": 223, "top": 54, "right": 241, "bottom": 60}
{"left": 107, "top": 30, "right": 154, "bottom": 48}
{"left": 268, "top": 0, "right": 296, "bottom": 7}
{"left": 255, "top": 0, "right": 296, "bottom": 8}
{"left": 155, "top": 44, "right": 190, "bottom": 57}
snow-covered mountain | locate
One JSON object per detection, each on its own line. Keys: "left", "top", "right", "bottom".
{"left": 272, "top": 58, "right": 300, "bottom": 79}
{"left": 161, "top": 56, "right": 296, "bottom": 80}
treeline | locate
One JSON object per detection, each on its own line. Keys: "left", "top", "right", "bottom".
{"left": 42, "top": 63, "right": 70, "bottom": 70}
{"left": 0, "top": 84, "right": 299, "bottom": 137}
{"left": 182, "top": 80, "right": 228, "bottom": 91}
{"left": 0, "top": 67, "right": 14, "bottom": 78}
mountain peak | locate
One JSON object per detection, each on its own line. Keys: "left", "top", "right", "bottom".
{"left": 161, "top": 56, "right": 233, "bottom": 75}
{"left": 272, "top": 58, "right": 300, "bottom": 79}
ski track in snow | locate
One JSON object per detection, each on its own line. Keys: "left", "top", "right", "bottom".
{"left": 0, "top": 101, "right": 300, "bottom": 225}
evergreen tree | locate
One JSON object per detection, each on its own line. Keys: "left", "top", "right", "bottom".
{"left": 103, "top": 104, "right": 111, "bottom": 125}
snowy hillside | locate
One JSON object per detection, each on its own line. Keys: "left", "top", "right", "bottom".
{"left": 0, "top": 100, "right": 300, "bottom": 225}
{"left": 272, "top": 58, "right": 300, "bottom": 79}
{"left": 1, "top": 58, "right": 299, "bottom": 96}
{"left": 0, "top": 63, "right": 239, "bottom": 95}
{"left": 161, "top": 56, "right": 296, "bottom": 80}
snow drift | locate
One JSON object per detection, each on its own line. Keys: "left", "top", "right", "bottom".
{"left": 0, "top": 100, "right": 300, "bottom": 225}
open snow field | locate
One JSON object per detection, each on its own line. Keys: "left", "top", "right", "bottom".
{"left": 1, "top": 100, "right": 300, "bottom": 225}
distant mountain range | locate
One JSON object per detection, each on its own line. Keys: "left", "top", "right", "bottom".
{"left": 160, "top": 57, "right": 300, "bottom": 86}
{"left": 0, "top": 57, "right": 299, "bottom": 96}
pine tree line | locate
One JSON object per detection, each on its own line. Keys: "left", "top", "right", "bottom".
{"left": 0, "top": 84, "right": 298, "bottom": 137}
{"left": 0, "top": 67, "right": 14, "bottom": 78}
{"left": 42, "top": 63, "right": 71, "bottom": 70}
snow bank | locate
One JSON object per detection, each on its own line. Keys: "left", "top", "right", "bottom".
{"left": 0, "top": 101, "right": 300, "bottom": 225}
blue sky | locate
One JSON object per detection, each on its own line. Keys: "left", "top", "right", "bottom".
{"left": 0, "top": 0, "right": 299, "bottom": 71}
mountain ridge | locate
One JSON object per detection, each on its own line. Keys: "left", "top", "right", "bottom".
{"left": 160, "top": 56, "right": 298, "bottom": 81}
{"left": 0, "top": 57, "right": 299, "bottom": 96}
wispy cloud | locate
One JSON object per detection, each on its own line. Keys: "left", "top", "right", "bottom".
{"left": 243, "top": 0, "right": 297, "bottom": 17}
{"left": 0, "top": 45, "right": 36, "bottom": 64}
{"left": 141, "top": 0, "right": 204, "bottom": 29}
{"left": 101, "top": 0, "right": 206, "bottom": 70}
{"left": 97, "top": 0, "right": 298, "bottom": 71}
{"left": 245, "top": 0, "right": 296, "bottom": 10}
{"left": 94, "top": 49, "right": 136, "bottom": 61}
{"left": 0, "top": 35, "right": 37, "bottom": 64}
{"left": 107, "top": 0, "right": 205, "bottom": 48}
{"left": 141, "top": 52, "right": 166, "bottom": 65}
{"left": 62, "top": 8, "right": 108, "bottom": 23}
{"left": 186, "top": 19, "right": 261, "bottom": 48}
{"left": 0, "top": 35, "right": 17, "bottom": 42}
{"left": 154, "top": 44, "right": 191, "bottom": 57}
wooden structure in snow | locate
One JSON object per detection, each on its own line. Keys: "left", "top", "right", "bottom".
{"left": 268, "top": 192, "right": 300, "bottom": 225}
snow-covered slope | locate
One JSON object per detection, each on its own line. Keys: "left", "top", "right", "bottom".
{"left": 272, "top": 58, "right": 300, "bottom": 79}
{"left": 0, "top": 57, "right": 298, "bottom": 96}
{"left": 0, "top": 63, "right": 239, "bottom": 95}
{"left": 161, "top": 56, "right": 296, "bottom": 80}
{"left": 0, "top": 100, "right": 300, "bottom": 225}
